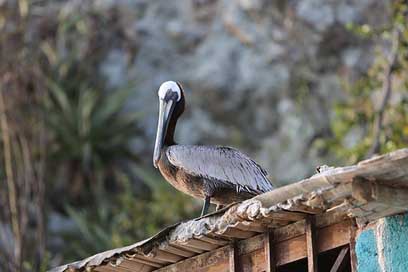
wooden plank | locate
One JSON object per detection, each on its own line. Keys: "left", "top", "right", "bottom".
{"left": 306, "top": 216, "right": 318, "bottom": 272}
{"left": 317, "top": 221, "right": 351, "bottom": 253}
{"left": 320, "top": 183, "right": 352, "bottom": 204}
{"left": 283, "top": 203, "right": 324, "bottom": 214}
{"left": 273, "top": 220, "right": 305, "bottom": 242}
{"left": 264, "top": 211, "right": 307, "bottom": 222}
{"left": 155, "top": 246, "right": 230, "bottom": 272}
{"left": 234, "top": 221, "right": 268, "bottom": 233}
{"left": 240, "top": 248, "right": 267, "bottom": 272}
{"left": 275, "top": 234, "right": 306, "bottom": 266}
{"left": 347, "top": 202, "right": 385, "bottom": 218}
{"left": 352, "top": 177, "right": 408, "bottom": 209}
{"left": 127, "top": 256, "right": 163, "bottom": 268}
{"left": 241, "top": 220, "right": 352, "bottom": 267}
{"left": 95, "top": 266, "right": 130, "bottom": 272}
{"left": 127, "top": 254, "right": 169, "bottom": 265}
{"left": 139, "top": 264, "right": 155, "bottom": 272}
{"left": 272, "top": 209, "right": 349, "bottom": 244}
{"left": 237, "top": 233, "right": 264, "bottom": 255}
{"left": 157, "top": 221, "right": 352, "bottom": 272}
{"left": 264, "top": 232, "right": 276, "bottom": 272}
{"left": 274, "top": 221, "right": 351, "bottom": 266}
{"left": 182, "top": 238, "right": 219, "bottom": 251}
{"left": 229, "top": 243, "right": 237, "bottom": 272}
{"left": 365, "top": 206, "right": 407, "bottom": 222}
{"left": 119, "top": 259, "right": 157, "bottom": 271}
{"left": 217, "top": 228, "right": 257, "bottom": 239}
{"left": 160, "top": 245, "right": 196, "bottom": 258}
{"left": 148, "top": 250, "right": 183, "bottom": 263}
{"left": 253, "top": 175, "right": 333, "bottom": 207}
{"left": 349, "top": 222, "right": 358, "bottom": 272}
{"left": 329, "top": 247, "right": 349, "bottom": 272}
{"left": 170, "top": 243, "right": 205, "bottom": 254}
{"left": 197, "top": 235, "right": 229, "bottom": 246}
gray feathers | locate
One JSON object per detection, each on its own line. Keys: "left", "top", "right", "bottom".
{"left": 166, "top": 145, "right": 274, "bottom": 195}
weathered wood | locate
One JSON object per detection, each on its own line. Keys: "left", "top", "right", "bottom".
{"left": 170, "top": 243, "right": 205, "bottom": 254}
{"left": 122, "top": 257, "right": 161, "bottom": 268}
{"left": 157, "top": 221, "right": 352, "bottom": 271}
{"left": 321, "top": 183, "right": 352, "bottom": 204}
{"left": 306, "top": 216, "right": 318, "bottom": 272}
{"left": 264, "top": 232, "right": 276, "bottom": 272}
{"left": 263, "top": 211, "right": 307, "bottom": 222}
{"left": 126, "top": 256, "right": 165, "bottom": 268}
{"left": 284, "top": 203, "right": 324, "bottom": 214}
{"left": 234, "top": 221, "right": 267, "bottom": 233}
{"left": 155, "top": 246, "right": 230, "bottom": 272}
{"left": 159, "top": 245, "right": 196, "bottom": 258}
{"left": 95, "top": 266, "right": 132, "bottom": 272}
{"left": 180, "top": 238, "right": 219, "bottom": 251}
{"left": 275, "top": 221, "right": 350, "bottom": 266}
{"left": 329, "top": 247, "right": 349, "bottom": 272}
{"left": 218, "top": 228, "right": 257, "bottom": 239}
{"left": 229, "top": 243, "right": 238, "bottom": 272}
{"left": 116, "top": 259, "right": 157, "bottom": 272}
{"left": 254, "top": 177, "right": 333, "bottom": 207}
{"left": 51, "top": 149, "right": 408, "bottom": 272}
{"left": 347, "top": 202, "right": 385, "bottom": 218}
{"left": 365, "top": 206, "right": 407, "bottom": 222}
{"left": 148, "top": 250, "right": 183, "bottom": 263}
{"left": 237, "top": 234, "right": 264, "bottom": 255}
{"left": 240, "top": 248, "right": 266, "bottom": 272}
{"left": 352, "top": 177, "right": 408, "bottom": 209}
{"left": 349, "top": 222, "right": 358, "bottom": 272}
{"left": 128, "top": 254, "right": 169, "bottom": 265}
{"left": 197, "top": 235, "right": 229, "bottom": 246}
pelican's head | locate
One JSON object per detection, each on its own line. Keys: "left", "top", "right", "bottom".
{"left": 153, "top": 81, "right": 184, "bottom": 168}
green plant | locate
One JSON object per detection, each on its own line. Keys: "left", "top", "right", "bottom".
{"left": 318, "top": 0, "right": 408, "bottom": 164}
{"left": 44, "top": 80, "right": 142, "bottom": 198}
{"left": 61, "top": 167, "right": 197, "bottom": 261}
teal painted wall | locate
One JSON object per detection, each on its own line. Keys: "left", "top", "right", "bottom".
{"left": 355, "top": 213, "right": 408, "bottom": 272}
{"left": 382, "top": 214, "right": 408, "bottom": 272}
{"left": 356, "top": 229, "right": 380, "bottom": 272}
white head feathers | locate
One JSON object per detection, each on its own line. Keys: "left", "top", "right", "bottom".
{"left": 158, "top": 81, "right": 181, "bottom": 102}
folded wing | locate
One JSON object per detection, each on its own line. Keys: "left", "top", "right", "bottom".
{"left": 166, "top": 145, "right": 274, "bottom": 194}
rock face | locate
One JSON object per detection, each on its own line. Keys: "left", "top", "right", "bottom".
{"left": 99, "top": 0, "right": 390, "bottom": 185}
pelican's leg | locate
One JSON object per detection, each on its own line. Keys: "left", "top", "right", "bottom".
{"left": 201, "top": 196, "right": 210, "bottom": 217}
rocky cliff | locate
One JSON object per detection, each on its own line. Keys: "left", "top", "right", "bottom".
{"left": 97, "top": 0, "right": 390, "bottom": 185}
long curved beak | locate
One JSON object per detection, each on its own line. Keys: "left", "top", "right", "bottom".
{"left": 153, "top": 99, "right": 174, "bottom": 168}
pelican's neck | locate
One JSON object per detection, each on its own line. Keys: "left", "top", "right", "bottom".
{"left": 164, "top": 114, "right": 178, "bottom": 146}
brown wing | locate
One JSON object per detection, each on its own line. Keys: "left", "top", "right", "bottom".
{"left": 166, "top": 145, "right": 274, "bottom": 194}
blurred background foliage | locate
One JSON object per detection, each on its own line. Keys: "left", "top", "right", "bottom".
{"left": 0, "top": 1, "right": 196, "bottom": 271}
{"left": 319, "top": 1, "right": 408, "bottom": 163}
{"left": 0, "top": 0, "right": 407, "bottom": 271}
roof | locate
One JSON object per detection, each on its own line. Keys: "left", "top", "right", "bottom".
{"left": 50, "top": 148, "right": 408, "bottom": 272}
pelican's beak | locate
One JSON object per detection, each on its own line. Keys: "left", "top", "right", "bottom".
{"left": 153, "top": 99, "right": 175, "bottom": 168}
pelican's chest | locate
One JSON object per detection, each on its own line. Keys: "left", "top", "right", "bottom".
{"left": 157, "top": 153, "right": 204, "bottom": 199}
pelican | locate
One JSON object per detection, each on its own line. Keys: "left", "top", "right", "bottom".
{"left": 153, "top": 81, "right": 274, "bottom": 216}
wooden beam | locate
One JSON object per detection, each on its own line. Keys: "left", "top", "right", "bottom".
{"left": 264, "top": 232, "right": 276, "bottom": 272}
{"left": 229, "top": 243, "right": 238, "bottom": 272}
{"left": 306, "top": 216, "right": 318, "bottom": 272}
{"left": 158, "top": 221, "right": 352, "bottom": 271}
{"left": 329, "top": 247, "right": 349, "bottom": 272}
{"left": 349, "top": 221, "right": 358, "bottom": 272}
{"left": 274, "top": 221, "right": 350, "bottom": 266}
{"left": 352, "top": 177, "right": 408, "bottom": 209}
{"left": 155, "top": 246, "right": 229, "bottom": 272}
